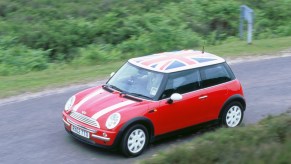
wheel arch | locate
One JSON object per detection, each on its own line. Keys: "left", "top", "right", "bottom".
{"left": 115, "top": 117, "right": 155, "bottom": 146}
{"left": 219, "top": 94, "right": 246, "bottom": 119}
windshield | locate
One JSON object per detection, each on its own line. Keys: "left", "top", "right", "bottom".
{"left": 107, "top": 62, "right": 164, "bottom": 100}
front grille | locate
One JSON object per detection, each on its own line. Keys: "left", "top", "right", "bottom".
{"left": 70, "top": 111, "right": 100, "bottom": 128}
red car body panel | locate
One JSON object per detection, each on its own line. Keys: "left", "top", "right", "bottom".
{"left": 149, "top": 79, "right": 243, "bottom": 135}
{"left": 62, "top": 50, "right": 245, "bottom": 150}
{"left": 63, "top": 79, "right": 243, "bottom": 146}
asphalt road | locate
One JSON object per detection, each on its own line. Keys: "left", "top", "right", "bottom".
{"left": 0, "top": 56, "right": 291, "bottom": 164}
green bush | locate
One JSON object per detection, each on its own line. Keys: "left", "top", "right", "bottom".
{"left": 118, "top": 27, "right": 202, "bottom": 57}
{"left": 72, "top": 44, "right": 122, "bottom": 65}
{"left": 141, "top": 114, "right": 291, "bottom": 164}
{"left": 0, "top": 0, "right": 291, "bottom": 75}
{"left": 0, "top": 45, "right": 48, "bottom": 75}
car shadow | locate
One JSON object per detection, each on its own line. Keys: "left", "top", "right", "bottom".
{"left": 66, "top": 136, "right": 122, "bottom": 156}
{"left": 148, "top": 124, "right": 220, "bottom": 150}
{"left": 65, "top": 124, "right": 221, "bottom": 160}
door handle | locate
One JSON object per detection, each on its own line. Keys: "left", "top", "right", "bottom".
{"left": 199, "top": 95, "right": 208, "bottom": 100}
{"left": 148, "top": 109, "right": 157, "bottom": 113}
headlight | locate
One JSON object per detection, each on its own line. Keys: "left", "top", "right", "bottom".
{"left": 64, "top": 96, "right": 76, "bottom": 112}
{"left": 106, "top": 113, "right": 121, "bottom": 129}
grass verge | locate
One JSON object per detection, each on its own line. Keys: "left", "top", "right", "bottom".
{"left": 0, "top": 61, "right": 124, "bottom": 98}
{"left": 207, "top": 36, "right": 291, "bottom": 56}
{"left": 140, "top": 114, "right": 291, "bottom": 164}
{"left": 0, "top": 36, "right": 290, "bottom": 98}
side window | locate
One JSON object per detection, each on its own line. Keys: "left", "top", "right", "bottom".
{"left": 160, "top": 69, "right": 200, "bottom": 99}
{"left": 200, "top": 63, "right": 233, "bottom": 88}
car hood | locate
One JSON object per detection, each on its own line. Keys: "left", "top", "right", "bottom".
{"left": 71, "top": 86, "right": 144, "bottom": 120}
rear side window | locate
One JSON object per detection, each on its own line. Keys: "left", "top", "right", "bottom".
{"left": 200, "top": 63, "right": 234, "bottom": 88}
{"left": 160, "top": 69, "right": 200, "bottom": 99}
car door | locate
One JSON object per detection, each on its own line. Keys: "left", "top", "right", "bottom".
{"left": 199, "top": 63, "right": 234, "bottom": 120}
{"left": 154, "top": 69, "right": 208, "bottom": 135}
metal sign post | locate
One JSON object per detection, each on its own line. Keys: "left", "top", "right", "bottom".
{"left": 240, "top": 5, "right": 254, "bottom": 44}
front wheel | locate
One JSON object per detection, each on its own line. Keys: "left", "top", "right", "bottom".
{"left": 222, "top": 102, "right": 244, "bottom": 127}
{"left": 120, "top": 124, "right": 148, "bottom": 157}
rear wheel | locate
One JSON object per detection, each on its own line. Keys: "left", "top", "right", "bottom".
{"left": 222, "top": 102, "right": 244, "bottom": 127}
{"left": 120, "top": 124, "right": 148, "bottom": 157}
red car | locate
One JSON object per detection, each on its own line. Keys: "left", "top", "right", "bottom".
{"left": 62, "top": 50, "right": 245, "bottom": 157}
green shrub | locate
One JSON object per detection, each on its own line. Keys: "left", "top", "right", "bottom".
{"left": 141, "top": 114, "right": 291, "bottom": 164}
{"left": 72, "top": 44, "right": 122, "bottom": 65}
{"left": 0, "top": 45, "right": 48, "bottom": 75}
{"left": 0, "top": 0, "right": 291, "bottom": 72}
{"left": 117, "top": 12, "right": 202, "bottom": 57}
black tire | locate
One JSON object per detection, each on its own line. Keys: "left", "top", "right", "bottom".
{"left": 120, "top": 124, "right": 149, "bottom": 157}
{"left": 221, "top": 101, "right": 244, "bottom": 128}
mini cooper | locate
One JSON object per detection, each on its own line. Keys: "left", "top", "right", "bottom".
{"left": 62, "top": 50, "right": 245, "bottom": 157}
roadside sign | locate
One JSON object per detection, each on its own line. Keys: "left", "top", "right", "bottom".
{"left": 240, "top": 5, "right": 254, "bottom": 44}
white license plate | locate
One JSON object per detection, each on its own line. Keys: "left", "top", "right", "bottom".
{"left": 71, "top": 125, "right": 90, "bottom": 139}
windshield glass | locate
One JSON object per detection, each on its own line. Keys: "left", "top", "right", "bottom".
{"left": 107, "top": 63, "right": 164, "bottom": 99}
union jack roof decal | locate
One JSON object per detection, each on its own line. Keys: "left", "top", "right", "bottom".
{"left": 128, "top": 50, "right": 225, "bottom": 73}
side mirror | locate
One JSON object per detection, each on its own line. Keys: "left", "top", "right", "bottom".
{"left": 167, "top": 93, "right": 182, "bottom": 104}
{"left": 110, "top": 72, "right": 115, "bottom": 77}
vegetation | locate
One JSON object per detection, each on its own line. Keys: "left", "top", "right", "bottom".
{"left": 141, "top": 113, "right": 291, "bottom": 164}
{"left": 1, "top": 1, "right": 290, "bottom": 162}
{"left": 0, "top": 36, "right": 290, "bottom": 98}
{"left": 0, "top": 0, "right": 291, "bottom": 75}
{"left": 207, "top": 36, "right": 291, "bottom": 57}
{"left": 0, "top": 61, "right": 124, "bottom": 98}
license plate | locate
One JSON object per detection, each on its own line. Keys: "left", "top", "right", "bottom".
{"left": 71, "top": 125, "right": 90, "bottom": 139}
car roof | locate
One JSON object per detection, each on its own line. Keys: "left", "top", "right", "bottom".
{"left": 128, "top": 50, "right": 225, "bottom": 73}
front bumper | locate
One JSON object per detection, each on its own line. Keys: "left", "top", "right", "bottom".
{"left": 62, "top": 112, "right": 120, "bottom": 149}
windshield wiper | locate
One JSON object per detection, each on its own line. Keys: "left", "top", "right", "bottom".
{"left": 104, "top": 85, "right": 152, "bottom": 100}
{"left": 105, "top": 84, "right": 123, "bottom": 92}
{"left": 127, "top": 92, "right": 153, "bottom": 100}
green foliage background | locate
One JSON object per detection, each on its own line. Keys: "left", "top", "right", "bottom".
{"left": 0, "top": 0, "right": 291, "bottom": 75}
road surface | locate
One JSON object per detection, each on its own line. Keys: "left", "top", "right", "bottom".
{"left": 0, "top": 56, "right": 291, "bottom": 164}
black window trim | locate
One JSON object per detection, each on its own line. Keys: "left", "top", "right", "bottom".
{"left": 199, "top": 62, "right": 235, "bottom": 89}
{"left": 224, "top": 62, "right": 236, "bottom": 79}
{"left": 157, "top": 62, "right": 237, "bottom": 101}
{"left": 117, "top": 62, "right": 237, "bottom": 102}
{"left": 158, "top": 78, "right": 236, "bottom": 101}
{"left": 158, "top": 68, "right": 202, "bottom": 100}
